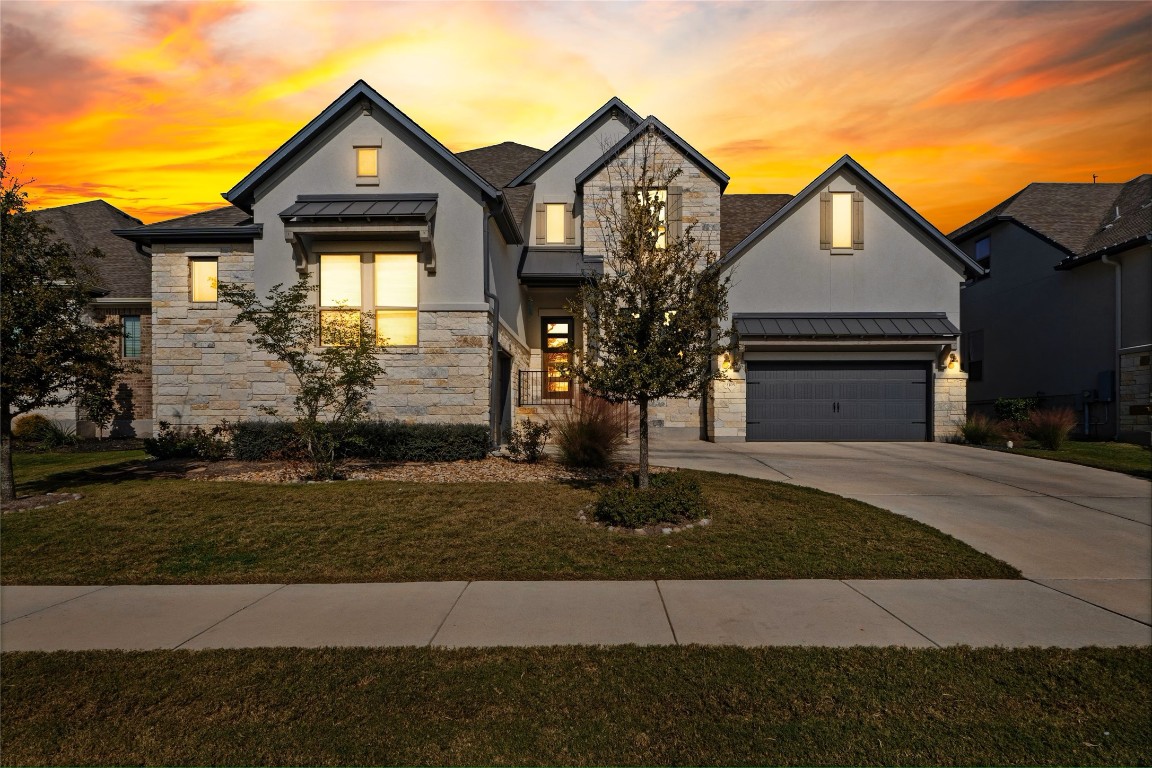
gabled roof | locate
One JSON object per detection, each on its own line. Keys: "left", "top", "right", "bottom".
{"left": 224, "top": 80, "right": 502, "bottom": 211}
{"left": 721, "top": 194, "right": 793, "bottom": 255}
{"left": 506, "top": 97, "right": 642, "bottom": 187}
{"left": 32, "top": 200, "right": 148, "bottom": 298}
{"left": 721, "top": 155, "right": 982, "bottom": 278}
{"left": 575, "top": 115, "right": 730, "bottom": 191}
{"left": 948, "top": 181, "right": 1126, "bottom": 254}
{"left": 457, "top": 142, "right": 544, "bottom": 188}
{"left": 114, "top": 206, "right": 262, "bottom": 245}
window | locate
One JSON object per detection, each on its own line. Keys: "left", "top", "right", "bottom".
{"left": 820, "top": 190, "right": 863, "bottom": 250}
{"left": 356, "top": 147, "right": 378, "bottom": 177}
{"left": 122, "top": 315, "right": 141, "bottom": 358}
{"left": 638, "top": 188, "right": 668, "bottom": 249}
{"left": 545, "top": 203, "right": 566, "bottom": 244}
{"left": 975, "top": 236, "right": 991, "bottom": 273}
{"left": 543, "top": 317, "right": 574, "bottom": 399}
{"left": 319, "top": 252, "right": 418, "bottom": 347}
{"left": 374, "top": 253, "right": 418, "bottom": 346}
{"left": 190, "top": 258, "right": 218, "bottom": 302}
{"left": 535, "top": 202, "right": 574, "bottom": 245}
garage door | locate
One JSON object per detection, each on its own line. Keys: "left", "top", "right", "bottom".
{"left": 746, "top": 362, "right": 929, "bottom": 441}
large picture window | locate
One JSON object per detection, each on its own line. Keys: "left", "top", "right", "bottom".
{"left": 319, "top": 252, "right": 418, "bottom": 347}
{"left": 543, "top": 317, "right": 574, "bottom": 399}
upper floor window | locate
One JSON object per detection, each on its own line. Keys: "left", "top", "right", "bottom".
{"left": 975, "top": 236, "right": 991, "bottom": 273}
{"left": 190, "top": 258, "right": 218, "bottom": 302}
{"left": 356, "top": 147, "right": 378, "bottom": 177}
{"left": 638, "top": 188, "right": 668, "bottom": 249}
{"left": 820, "top": 190, "right": 863, "bottom": 251}
{"left": 122, "top": 315, "right": 141, "bottom": 358}
{"left": 318, "top": 253, "right": 418, "bottom": 347}
{"left": 535, "top": 202, "right": 574, "bottom": 245}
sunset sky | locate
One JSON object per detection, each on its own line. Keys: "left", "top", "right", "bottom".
{"left": 2, "top": 0, "right": 1149, "bottom": 233}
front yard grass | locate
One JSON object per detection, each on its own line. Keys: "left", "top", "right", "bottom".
{"left": 1005, "top": 440, "right": 1151, "bottom": 480}
{"left": 3, "top": 450, "right": 1019, "bottom": 583}
{"left": 2, "top": 646, "right": 1147, "bottom": 766}
{"left": 9, "top": 448, "right": 147, "bottom": 487}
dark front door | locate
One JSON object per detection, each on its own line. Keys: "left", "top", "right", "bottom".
{"left": 746, "top": 361, "right": 929, "bottom": 441}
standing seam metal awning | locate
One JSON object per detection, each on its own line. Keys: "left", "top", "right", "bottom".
{"left": 735, "top": 313, "right": 959, "bottom": 339}
{"left": 279, "top": 194, "right": 437, "bottom": 221}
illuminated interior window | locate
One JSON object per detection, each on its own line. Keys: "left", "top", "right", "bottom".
{"left": 320, "top": 254, "right": 361, "bottom": 308}
{"left": 374, "top": 253, "right": 418, "bottom": 346}
{"left": 638, "top": 189, "right": 667, "bottom": 249}
{"left": 545, "top": 203, "right": 566, "bottom": 244}
{"left": 831, "top": 192, "right": 853, "bottom": 249}
{"left": 356, "top": 147, "right": 378, "bottom": 177}
{"left": 543, "top": 319, "right": 573, "bottom": 398}
{"left": 190, "top": 258, "right": 218, "bottom": 302}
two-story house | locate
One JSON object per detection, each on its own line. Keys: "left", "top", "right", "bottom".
{"left": 116, "top": 80, "right": 980, "bottom": 444}
{"left": 951, "top": 175, "right": 1151, "bottom": 444}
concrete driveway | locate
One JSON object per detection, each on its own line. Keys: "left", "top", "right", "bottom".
{"left": 647, "top": 438, "right": 1152, "bottom": 624}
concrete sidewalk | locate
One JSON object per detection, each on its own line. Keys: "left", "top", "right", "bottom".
{"left": 3, "top": 579, "right": 1148, "bottom": 651}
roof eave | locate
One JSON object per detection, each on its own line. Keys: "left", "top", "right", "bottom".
{"left": 507, "top": 97, "right": 643, "bottom": 187}
{"left": 113, "top": 225, "right": 264, "bottom": 245}
{"left": 1056, "top": 232, "right": 1152, "bottom": 270}
{"left": 574, "top": 116, "right": 730, "bottom": 191}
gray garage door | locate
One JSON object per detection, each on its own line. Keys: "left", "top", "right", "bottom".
{"left": 746, "top": 362, "right": 929, "bottom": 441}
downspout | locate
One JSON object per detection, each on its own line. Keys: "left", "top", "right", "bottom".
{"left": 1101, "top": 254, "right": 1121, "bottom": 439}
{"left": 483, "top": 208, "right": 500, "bottom": 447}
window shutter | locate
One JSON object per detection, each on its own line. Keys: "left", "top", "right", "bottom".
{"left": 564, "top": 203, "right": 576, "bottom": 245}
{"left": 852, "top": 191, "right": 864, "bottom": 250}
{"left": 535, "top": 203, "right": 546, "bottom": 245}
{"left": 819, "top": 191, "right": 831, "bottom": 250}
{"left": 667, "top": 186, "right": 683, "bottom": 241}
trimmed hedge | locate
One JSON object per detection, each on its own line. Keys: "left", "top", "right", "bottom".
{"left": 228, "top": 420, "right": 489, "bottom": 462}
{"left": 594, "top": 471, "right": 707, "bottom": 528}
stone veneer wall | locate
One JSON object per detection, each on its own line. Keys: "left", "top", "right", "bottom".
{"left": 581, "top": 129, "right": 722, "bottom": 436}
{"left": 1118, "top": 349, "right": 1151, "bottom": 444}
{"left": 152, "top": 243, "right": 491, "bottom": 427}
{"left": 90, "top": 305, "right": 153, "bottom": 437}
{"left": 932, "top": 368, "right": 967, "bottom": 442}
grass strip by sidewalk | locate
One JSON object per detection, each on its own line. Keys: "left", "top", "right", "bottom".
{"left": 2, "top": 646, "right": 1148, "bottom": 766}
{"left": 1003, "top": 440, "right": 1152, "bottom": 480}
{"left": 2, "top": 464, "right": 1019, "bottom": 583}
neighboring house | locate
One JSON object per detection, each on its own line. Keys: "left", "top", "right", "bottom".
{"left": 115, "top": 80, "right": 978, "bottom": 444}
{"left": 28, "top": 200, "right": 153, "bottom": 437}
{"left": 950, "top": 175, "right": 1151, "bottom": 444}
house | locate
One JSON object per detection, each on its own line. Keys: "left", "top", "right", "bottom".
{"left": 28, "top": 200, "right": 153, "bottom": 437}
{"left": 950, "top": 175, "right": 1151, "bottom": 444}
{"left": 115, "top": 80, "right": 978, "bottom": 444}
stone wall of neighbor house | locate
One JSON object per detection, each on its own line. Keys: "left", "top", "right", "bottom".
{"left": 581, "top": 129, "right": 722, "bottom": 436}
{"left": 151, "top": 243, "right": 491, "bottom": 427}
{"left": 89, "top": 305, "right": 153, "bottom": 438}
{"left": 933, "top": 368, "right": 968, "bottom": 442}
{"left": 1119, "top": 349, "right": 1151, "bottom": 445}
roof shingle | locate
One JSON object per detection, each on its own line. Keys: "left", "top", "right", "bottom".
{"left": 456, "top": 142, "right": 545, "bottom": 188}
{"left": 31, "top": 200, "right": 149, "bottom": 298}
{"left": 721, "top": 194, "right": 793, "bottom": 255}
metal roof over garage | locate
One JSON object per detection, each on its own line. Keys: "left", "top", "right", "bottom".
{"left": 735, "top": 313, "right": 959, "bottom": 339}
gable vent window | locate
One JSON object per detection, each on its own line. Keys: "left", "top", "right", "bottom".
{"left": 356, "top": 148, "right": 378, "bottom": 177}
{"left": 535, "top": 202, "right": 575, "bottom": 245}
{"left": 820, "top": 190, "right": 863, "bottom": 251}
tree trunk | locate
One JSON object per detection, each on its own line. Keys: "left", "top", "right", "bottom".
{"left": 1, "top": 411, "right": 15, "bottom": 503}
{"left": 637, "top": 395, "right": 649, "bottom": 489}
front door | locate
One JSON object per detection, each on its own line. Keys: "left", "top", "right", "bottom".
{"left": 542, "top": 317, "right": 574, "bottom": 400}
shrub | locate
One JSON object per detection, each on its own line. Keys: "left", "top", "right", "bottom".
{"left": 550, "top": 396, "right": 628, "bottom": 468}
{"left": 594, "top": 471, "right": 707, "bottom": 528}
{"left": 994, "top": 397, "right": 1040, "bottom": 423}
{"left": 229, "top": 420, "right": 489, "bottom": 463}
{"left": 36, "top": 420, "right": 79, "bottom": 448}
{"left": 1026, "top": 407, "right": 1078, "bottom": 450}
{"left": 144, "top": 421, "right": 229, "bottom": 460}
{"left": 11, "top": 414, "right": 51, "bottom": 441}
{"left": 230, "top": 421, "right": 301, "bottom": 461}
{"left": 960, "top": 413, "right": 1000, "bottom": 446}
{"left": 506, "top": 418, "right": 551, "bottom": 463}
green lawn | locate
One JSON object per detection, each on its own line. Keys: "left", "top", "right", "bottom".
{"left": 11, "top": 448, "right": 147, "bottom": 488}
{"left": 2, "top": 646, "right": 1147, "bottom": 766}
{"left": 3, "top": 449, "right": 1018, "bottom": 583}
{"left": 1004, "top": 440, "right": 1152, "bottom": 480}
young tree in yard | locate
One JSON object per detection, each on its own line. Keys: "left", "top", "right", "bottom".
{"left": 572, "top": 137, "right": 734, "bottom": 488}
{"left": 0, "top": 153, "right": 123, "bottom": 502}
{"left": 218, "top": 275, "right": 384, "bottom": 480}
